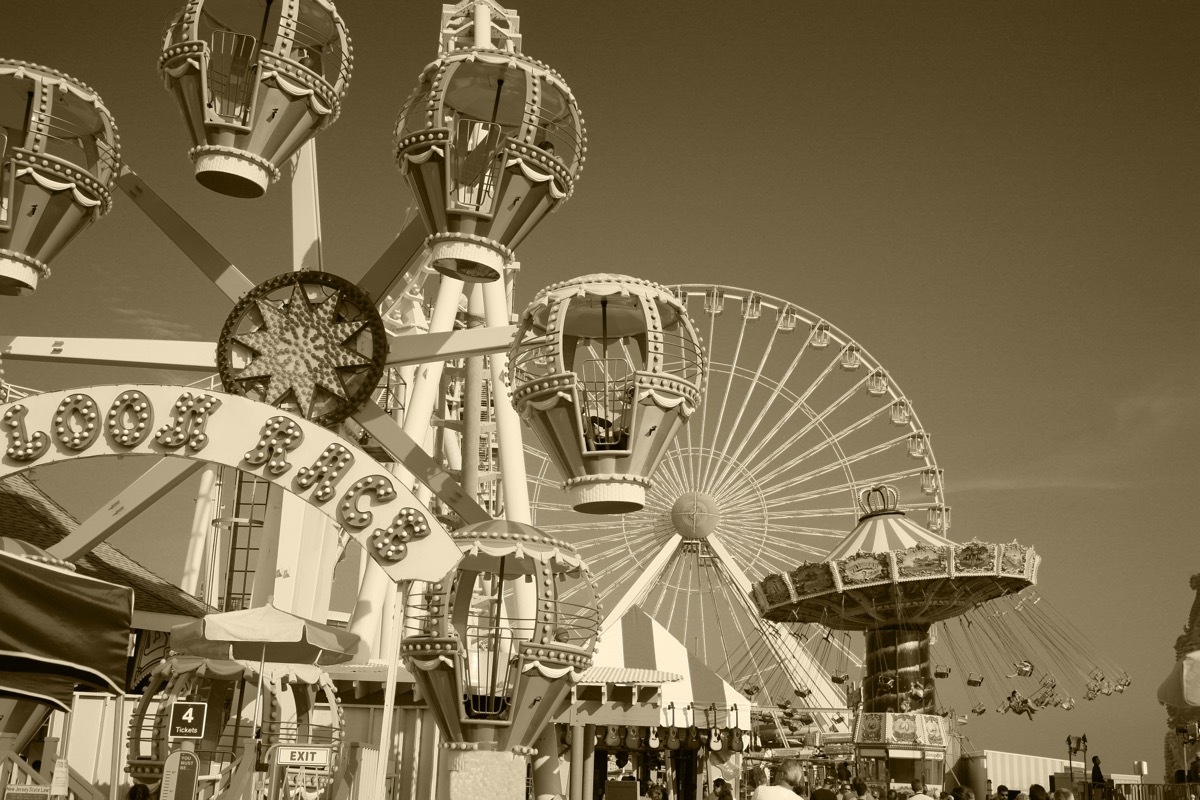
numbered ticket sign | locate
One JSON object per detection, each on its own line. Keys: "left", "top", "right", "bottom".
{"left": 168, "top": 702, "right": 207, "bottom": 741}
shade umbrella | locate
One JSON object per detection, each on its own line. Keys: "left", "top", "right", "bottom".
{"left": 169, "top": 604, "right": 362, "bottom": 666}
{"left": 1159, "top": 650, "right": 1200, "bottom": 707}
{"left": 170, "top": 604, "right": 363, "bottom": 738}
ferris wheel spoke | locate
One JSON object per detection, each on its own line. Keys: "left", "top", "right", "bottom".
{"left": 722, "top": 349, "right": 844, "bottom": 478}
{"left": 716, "top": 529, "right": 817, "bottom": 576}
{"left": 526, "top": 472, "right": 565, "bottom": 491}
{"left": 703, "top": 324, "right": 819, "bottom": 497}
{"left": 708, "top": 550, "right": 844, "bottom": 714}
{"left": 722, "top": 381, "right": 878, "bottom": 494}
{"left": 655, "top": 546, "right": 690, "bottom": 630}
{"left": 761, "top": 465, "right": 929, "bottom": 507}
{"left": 755, "top": 431, "right": 915, "bottom": 500}
{"left": 698, "top": 312, "right": 752, "bottom": 491}
{"left": 581, "top": 525, "right": 672, "bottom": 565}
{"left": 708, "top": 366, "right": 871, "bottom": 499}
{"left": 645, "top": 550, "right": 682, "bottom": 621}
{"left": 655, "top": 455, "right": 690, "bottom": 498}
{"left": 600, "top": 533, "right": 684, "bottom": 630}
{"left": 690, "top": 307, "right": 720, "bottom": 484}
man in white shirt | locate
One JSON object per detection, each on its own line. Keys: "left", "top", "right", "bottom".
{"left": 911, "top": 780, "right": 934, "bottom": 800}
{"left": 753, "top": 759, "right": 804, "bottom": 799}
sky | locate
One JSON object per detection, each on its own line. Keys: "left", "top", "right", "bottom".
{"left": 2, "top": 0, "right": 1199, "bottom": 782}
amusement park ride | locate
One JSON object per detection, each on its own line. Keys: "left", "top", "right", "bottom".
{"left": 0, "top": 1, "right": 1131, "bottom": 799}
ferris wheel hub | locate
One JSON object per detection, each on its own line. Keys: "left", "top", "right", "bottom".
{"left": 670, "top": 491, "right": 720, "bottom": 539}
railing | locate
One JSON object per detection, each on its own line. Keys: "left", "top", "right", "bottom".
{"left": 289, "top": 16, "right": 351, "bottom": 87}
{"left": 208, "top": 31, "right": 257, "bottom": 125}
{"left": 451, "top": 119, "right": 503, "bottom": 213}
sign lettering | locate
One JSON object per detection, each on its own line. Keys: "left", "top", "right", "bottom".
{"left": 0, "top": 385, "right": 460, "bottom": 582}
{"left": 161, "top": 750, "right": 199, "bottom": 800}
{"left": 168, "top": 702, "right": 207, "bottom": 740}
{"left": 154, "top": 393, "right": 221, "bottom": 452}
{"left": 275, "top": 747, "right": 331, "bottom": 768}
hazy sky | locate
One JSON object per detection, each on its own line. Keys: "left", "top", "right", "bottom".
{"left": 2, "top": 0, "right": 1198, "bottom": 779}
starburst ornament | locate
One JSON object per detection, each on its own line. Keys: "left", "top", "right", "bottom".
{"left": 235, "top": 291, "right": 369, "bottom": 414}
{"left": 217, "top": 272, "right": 388, "bottom": 426}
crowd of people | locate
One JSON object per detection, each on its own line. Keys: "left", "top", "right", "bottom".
{"left": 741, "top": 761, "right": 1083, "bottom": 800}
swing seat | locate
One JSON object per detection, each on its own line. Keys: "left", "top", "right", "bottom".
{"left": 971, "top": 703, "right": 987, "bottom": 716}
{"left": 1015, "top": 662, "right": 1034, "bottom": 677}
{"left": 831, "top": 671, "right": 849, "bottom": 684}
{"left": 967, "top": 673, "right": 984, "bottom": 687}
{"left": 934, "top": 665, "right": 952, "bottom": 679}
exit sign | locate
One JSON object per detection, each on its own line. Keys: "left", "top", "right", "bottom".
{"left": 276, "top": 747, "right": 331, "bottom": 768}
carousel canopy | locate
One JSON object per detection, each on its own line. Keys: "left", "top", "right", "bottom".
{"left": 824, "top": 507, "right": 954, "bottom": 562}
{"left": 594, "top": 605, "right": 751, "bottom": 728}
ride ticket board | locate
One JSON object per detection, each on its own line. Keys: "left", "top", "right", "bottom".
{"left": 168, "top": 702, "right": 207, "bottom": 741}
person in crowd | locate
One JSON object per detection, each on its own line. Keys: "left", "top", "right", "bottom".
{"left": 995, "top": 784, "right": 1010, "bottom": 800}
{"left": 853, "top": 780, "right": 872, "bottom": 800}
{"left": 911, "top": 780, "right": 934, "bottom": 800}
{"left": 1092, "top": 756, "right": 1104, "bottom": 786}
{"left": 813, "top": 776, "right": 838, "bottom": 800}
{"left": 1029, "top": 784, "right": 1049, "bottom": 800}
{"left": 706, "top": 779, "right": 727, "bottom": 800}
{"left": 1052, "top": 790, "right": 1074, "bottom": 800}
{"left": 753, "top": 759, "right": 804, "bottom": 800}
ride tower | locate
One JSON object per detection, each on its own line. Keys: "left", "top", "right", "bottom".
{"left": 753, "top": 484, "right": 1040, "bottom": 794}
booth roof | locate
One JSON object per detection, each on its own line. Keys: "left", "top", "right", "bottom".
{"left": 594, "top": 605, "right": 752, "bottom": 728}
{"left": 0, "top": 474, "right": 212, "bottom": 621}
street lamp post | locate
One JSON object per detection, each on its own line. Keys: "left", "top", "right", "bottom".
{"left": 1067, "top": 735, "right": 1087, "bottom": 800}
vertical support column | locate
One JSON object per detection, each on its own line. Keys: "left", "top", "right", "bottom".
{"left": 863, "top": 625, "right": 934, "bottom": 713}
{"left": 473, "top": 2, "right": 492, "bottom": 48}
{"left": 581, "top": 725, "right": 596, "bottom": 800}
{"left": 461, "top": 284, "right": 485, "bottom": 496}
{"left": 481, "top": 271, "right": 530, "bottom": 523}
{"left": 181, "top": 465, "right": 218, "bottom": 595}
{"left": 533, "top": 724, "right": 565, "bottom": 800}
{"left": 350, "top": 274, "right": 466, "bottom": 651}
{"left": 569, "top": 726, "right": 585, "bottom": 800}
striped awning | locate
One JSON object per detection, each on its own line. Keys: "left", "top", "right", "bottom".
{"left": 594, "top": 605, "right": 752, "bottom": 728}
{"left": 824, "top": 511, "right": 953, "bottom": 562}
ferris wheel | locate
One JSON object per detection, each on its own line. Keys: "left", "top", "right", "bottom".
{"left": 526, "top": 284, "right": 949, "bottom": 718}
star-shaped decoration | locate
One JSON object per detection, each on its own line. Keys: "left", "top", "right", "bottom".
{"left": 234, "top": 289, "right": 370, "bottom": 417}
